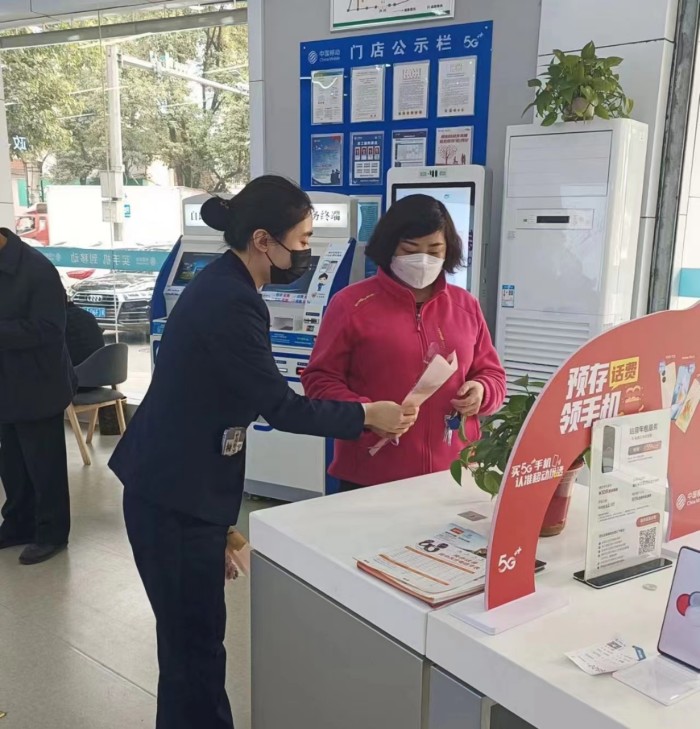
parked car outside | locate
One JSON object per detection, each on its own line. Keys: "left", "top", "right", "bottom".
{"left": 69, "top": 272, "right": 155, "bottom": 338}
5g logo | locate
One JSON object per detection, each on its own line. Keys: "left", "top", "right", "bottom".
{"left": 464, "top": 36, "right": 479, "bottom": 50}
{"left": 497, "top": 547, "right": 522, "bottom": 573}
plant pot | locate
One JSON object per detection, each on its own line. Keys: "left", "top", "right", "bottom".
{"left": 540, "top": 460, "right": 585, "bottom": 537}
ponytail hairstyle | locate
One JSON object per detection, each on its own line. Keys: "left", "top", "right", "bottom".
{"left": 200, "top": 175, "right": 313, "bottom": 251}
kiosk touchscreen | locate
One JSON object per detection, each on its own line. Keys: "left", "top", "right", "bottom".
{"left": 387, "top": 165, "right": 490, "bottom": 302}
{"left": 244, "top": 192, "right": 361, "bottom": 502}
{"left": 150, "top": 193, "right": 229, "bottom": 366}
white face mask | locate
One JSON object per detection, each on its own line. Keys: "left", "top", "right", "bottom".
{"left": 390, "top": 253, "right": 444, "bottom": 290}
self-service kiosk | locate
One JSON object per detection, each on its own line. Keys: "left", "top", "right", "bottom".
{"left": 387, "top": 165, "right": 491, "bottom": 303}
{"left": 150, "top": 193, "right": 229, "bottom": 366}
{"left": 244, "top": 192, "right": 361, "bottom": 501}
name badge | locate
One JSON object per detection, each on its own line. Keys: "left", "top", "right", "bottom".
{"left": 221, "top": 427, "right": 246, "bottom": 457}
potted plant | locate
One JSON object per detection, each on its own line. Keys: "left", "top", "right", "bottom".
{"left": 525, "top": 41, "right": 633, "bottom": 126}
{"left": 450, "top": 376, "right": 588, "bottom": 537}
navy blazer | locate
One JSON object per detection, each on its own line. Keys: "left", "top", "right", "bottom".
{"left": 109, "top": 251, "right": 365, "bottom": 525}
{"left": 0, "top": 229, "right": 76, "bottom": 423}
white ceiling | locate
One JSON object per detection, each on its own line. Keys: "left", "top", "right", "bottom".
{"left": 0, "top": 1, "right": 228, "bottom": 30}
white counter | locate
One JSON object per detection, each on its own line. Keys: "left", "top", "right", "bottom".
{"left": 250, "top": 472, "right": 495, "bottom": 653}
{"left": 250, "top": 473, "right": 700, "bottom": 729}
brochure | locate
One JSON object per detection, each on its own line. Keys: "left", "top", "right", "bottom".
{"left": 356, "top": 523, "right": 545, "bottom": 607}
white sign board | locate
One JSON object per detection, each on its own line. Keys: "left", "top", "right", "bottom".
{"left": 584, "top": 410, "right": 670, "bottom": 583}
{"left": 331, "top": 0, "right": 454, "bottom": 32}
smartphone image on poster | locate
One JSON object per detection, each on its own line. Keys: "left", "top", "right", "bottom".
{"left": 657, "top": 546, "right": 700, "bottom": 672}
{"left": 676, "top": 379, "right": 700, "bottom": 433}
{"left": 671, "top": 362, "right": 696, "bottom": 421}
{"left": 601, "top": 425, "right": 617, "bottom": 474}
{"left": 659, "top": 360, "right": 677, "bottom": 410}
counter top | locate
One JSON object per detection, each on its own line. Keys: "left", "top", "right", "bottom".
{"left": 250, "top": 473, "right": 496, "bottom": 653}
{"left": 426, "top": 495, "right": 698, "bottom": 729}
{"left": 250, "top": 473, "right": 699, "bottom": 728}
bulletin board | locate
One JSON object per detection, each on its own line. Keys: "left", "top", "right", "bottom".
{"left": 300, "top": 21, "right": 493, "bottom": 207}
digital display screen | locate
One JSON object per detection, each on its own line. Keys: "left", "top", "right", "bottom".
{"left": 262, "top": 255, "right": 321, "bottom": 296}
{"left": 392, "top": 183, "right": 475, "bottom": 291}
{"left": 658, "top": 547, "right": 700, "bottom": 671}
{"left": 172, "top": 251, "right": 221, "bottom": 287}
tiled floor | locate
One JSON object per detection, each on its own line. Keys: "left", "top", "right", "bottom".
{"left": 0, "top": 429, "right": 275, "bottom": 729}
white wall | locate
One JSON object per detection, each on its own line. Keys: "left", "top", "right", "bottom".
{"left": 538, "top": 0, "right": 678, "bottom": 317}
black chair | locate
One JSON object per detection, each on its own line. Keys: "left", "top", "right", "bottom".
{"left": 65, "top": 343, "right": 128, "bottom": 466}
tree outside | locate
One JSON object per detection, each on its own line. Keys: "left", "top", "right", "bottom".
{"left": 2, "top": 16, "right": 250, "bottom": 201}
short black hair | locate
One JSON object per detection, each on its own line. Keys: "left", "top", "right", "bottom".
{"left": 200, "top": 175, "right": 313, "bottom": 252}
{"left": 365, "top": 194, "right": 463, "bottom": 273}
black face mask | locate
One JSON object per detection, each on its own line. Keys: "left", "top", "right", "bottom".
{"left": 268, "top": 239, "right": 312, "bottom": 285}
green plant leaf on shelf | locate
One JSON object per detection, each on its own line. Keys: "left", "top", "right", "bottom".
{"left": 525, "top": 40, "right": 632, "bottom": 126}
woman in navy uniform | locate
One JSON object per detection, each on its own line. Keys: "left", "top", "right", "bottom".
{"left": 109, "top": 176, "right": 416, "bottom": 729}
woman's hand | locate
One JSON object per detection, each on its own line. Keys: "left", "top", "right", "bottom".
{"left": 365, "top": 402, "right": 418, "bottom": 437}
{"left": 451, "top": 381, "right": 485, "bottom": 418}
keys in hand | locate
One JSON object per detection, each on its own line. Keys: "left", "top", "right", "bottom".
{"left": 443, "top": 411, "right": 461, "bottom": 446}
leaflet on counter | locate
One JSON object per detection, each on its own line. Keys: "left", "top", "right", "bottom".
{"left": 356, "top": 524, "right": 546, "bottom": 607}
{"left": 369, "top": 351, "right": 458, "bottom": 456}
{"left": 357, "top": 524, "right": 487, "bottom": 606}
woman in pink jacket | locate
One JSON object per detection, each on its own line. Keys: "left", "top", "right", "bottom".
{"left": 302, "top": 194, "right": 507, "bottom": 491}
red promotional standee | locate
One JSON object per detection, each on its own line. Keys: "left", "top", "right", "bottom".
{"left": 485, "top": 303, "right": 700, "bottom": 610}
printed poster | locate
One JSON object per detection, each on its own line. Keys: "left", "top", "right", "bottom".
{"left": 351, "top": 65, "right": 385, "bottom": 123}
{"left": 585, "top": 410, "right": 669, "bottom": 582}
{"left": 435, "top": 126, "right": 473, "bottom": 166}
{"left": 312, "top": 69, "right": 344, "bottom": 125}
{"left": 350, "top": 132, "right": 384, "bottom": 186}
{"left": 311, "top": 134, "right": 343, "bottom": 186}
{"left": 437, "top": 56, "right": 477, "bottom": 117}
{"left": 392, "top": 60, "right": 430, "bottom": 121}
{"left": 391, "top": 129, "right": 427, "bottom": 168}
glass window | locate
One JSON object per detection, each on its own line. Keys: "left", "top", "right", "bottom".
{"left": 2, "top": 7, "right": 250, "bottom": 401}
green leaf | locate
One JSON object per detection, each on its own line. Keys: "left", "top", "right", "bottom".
{"left": 553, "top": 49, "right": 566, "bottom": 63}
{"left": 513, "top": 375, "right": 530, "bottom": 389}
{"left": 581, "top": 41, "right": 596, "bottom": 60}
{"left": 595, "top": 104, "right": 610, "bottom": 119}
{"left": 506, "top": 394, "right": 530, "bottom": 413}
{"left": 605, "top": 56, "right": 623, "bottom": 68}
{"left": 522, "top": 100, "right": 537, "bottom": 117}
{"left": 450, "top": 460, "right": 463, "bottom": 486}
{"left": 535, "top": 90, "right": 553, "bottom": 115}
{"left": 542, "top": 112, "right": 559, "bottom": 126}
{"left": 484, "top": 471, "right": 502, "bottom": 496}
{"left": 527, "top": 78, "right": 542, "bottom": 88}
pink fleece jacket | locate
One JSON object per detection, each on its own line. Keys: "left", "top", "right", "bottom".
{"left": 302, "top": 270, "right": 507, "bottom": 487}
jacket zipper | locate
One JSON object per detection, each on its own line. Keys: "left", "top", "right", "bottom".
{"left": 415, "top": 307, "right": 432, "bottom": 474}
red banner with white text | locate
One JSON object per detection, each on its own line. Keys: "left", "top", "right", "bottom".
{"left": 485, "top": 303, "right": 700, "bottom": 610}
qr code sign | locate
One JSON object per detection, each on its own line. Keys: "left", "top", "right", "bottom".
{"left": 639, "top": 527, "right": 657, "bottom": 556}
